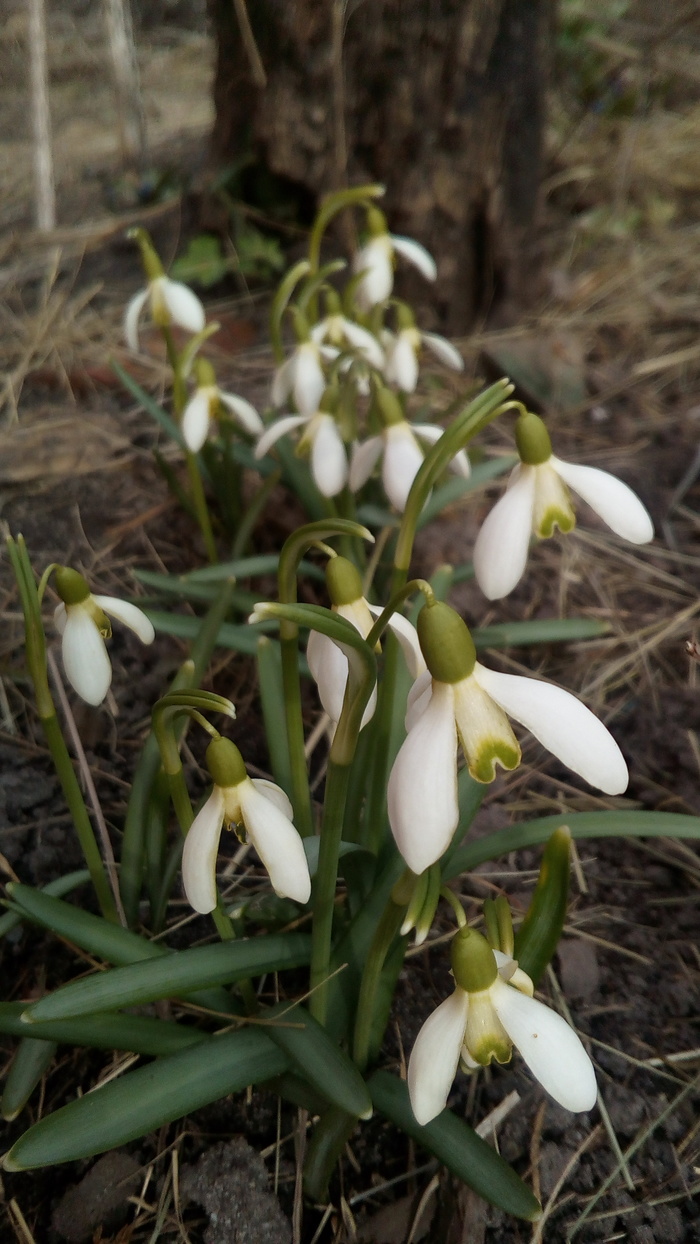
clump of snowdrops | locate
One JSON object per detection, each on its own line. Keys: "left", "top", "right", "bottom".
{"left": 2, "top": 184, "right": 688, "bottom": 1230}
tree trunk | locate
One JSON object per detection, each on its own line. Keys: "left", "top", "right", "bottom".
{"left": 207, "top": 0, "right": 552, "bottom": 332}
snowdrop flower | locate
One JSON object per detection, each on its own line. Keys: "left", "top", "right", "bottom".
{"left": 182, "top": 359, "right": 263, "bottom": 453}
{"left": 125, "top": 229, "right": 205, "bottom": 351}
{"left": 349, "top": 388, "right": 470, "bottom": 512}
{"left": 306, "top": 556, "right": 426, "bottom": 732}
{"left": 182, "top": 737, "right": 311, "bottom": 914}
{"left": 310, "top": 291, "right": 384, "bottom": 369}
{"left": 383, "top": 306, "right": 464, "bottom": 393}
{"left": 53, "top": 567, "right": 155, "bottom": 707}
{"left": 388, "top": 601, "right": 628, "bottom": 874}
{"left": 255, "top": 389, "right": 349, "bottom": 498}
{"left": 271, "top": 328, "right": 339, "bottom": 417}
{"left": 408, "top": 926, "right": 597, "bottom": 1125}
{"left": 474, "top": 411, "right": 654, "bottom": 601}
{"left": 353, "top": 207, "right": 437, "bottom": 310}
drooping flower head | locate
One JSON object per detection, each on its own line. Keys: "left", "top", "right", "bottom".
{"left": 349, "top": 387, "right": 470, "bottom": 513}
{"left": 382, "top": 303, "right": 464, "bottom": 394}
{"left": 473, "top": 411, "right": 654, "bottom": 601}
{"left": 388, "top": 601, "right": 628, "bottom": 874}
{"left": 182, "top": 358, "right": 263, "bottom": 453}
{"left": 256, "top": 385, "right": 349, "bottom": 498}
{"left": 306, "top": 555, "right": 425, "bottom": 732}
{"left": 182, "top": 736, "right": 311, "bottom": 914}
{"left": 353, "top": 207, "right": 437, "bottom": 311}
{"left": 53, "top": 567, "right": 155, "bottom": 707}
{"left": 408, "top": 926, "right": 597, "bottom": 1126}
{"left": 310, "top": 289, "right": 384, "bottom": 369}
{"left": 125, "top": 228, "right": 205, "bottom": 351}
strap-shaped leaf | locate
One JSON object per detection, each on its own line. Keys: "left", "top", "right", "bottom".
{"left": 3, "top": 1029, "right": 288, "bottom": 1169}
{"left": 264, "top": 1003, "right": 372, "bottom": 1119}
{"left": 7, "top": 884, "right": 166, "bottom": 965}
{"left": 368, "top": 1070, "right": 541, "bottom": 1223}
{"left": 0, "top": 869, "right": 89, "bottom": 940}
{"left": 514, "top": 826, "right": 571, "bottom": 984}
{"left": 1, "top": 1037, "right": 56, "bottom": 1121}
{"left": 0, "top": 1003, "right": 207, "bottom": 1057}
{"left": 22, "top": 934, "right": 311, "bottom": 1022}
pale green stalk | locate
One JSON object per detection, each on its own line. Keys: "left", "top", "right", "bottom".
{"left": 162, "top": 325, "right": 217, "bottom": 563}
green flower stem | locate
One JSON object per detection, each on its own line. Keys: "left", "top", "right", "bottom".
{"left": 362, "top": 633, "right": 399, "bottom": 856}
{"left": 353, "top": 899, "right": 405, "bottom": 1071}
{"left": 364, "top": 578, "right": 434, "bottom": 651}
{"left": 162, "top": 324, "right": 217, "bottom": 564}
{"left": 7, "top": 537, "right": 117, "bottom": 924}
{"left": 309, "top": 759, "right": 352, "bottom": 1026}
{"left": 308, "top": 183, "right": 385, "bottom": 274}
{"left": 440, "top": 885, "right": 467, "bottom": 929}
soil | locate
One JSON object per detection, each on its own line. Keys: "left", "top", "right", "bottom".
{"left": 2, "top": 3, "right": 700, "bottom": 1243}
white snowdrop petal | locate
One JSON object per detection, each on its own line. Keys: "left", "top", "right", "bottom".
{"left": 182, "top": 389, "right": 212, "bottom": 452}
{"left": 354, "top": 238, "right": 393, "bottom": 308}
{"left": 390, "top": 235, "right": 437, "bottom": 281}
{"left": 405, "top": 669, "right": 433, "bottom": 731}
{"left": 250, "top": 779, "right": 294, "bottom": 820}
{"left": 349, "top": 437, "right": 383, "bottom": 492}
{"left": 255, "top": 415, "right": 309, "bottom": 460}
{"left": 307, "top": 629, "right": 350, "bottom": 725}
{"left": 388, "top": 680, "right": 459, "bottom": 873}
{"left": 181, "top": 788, "right": 225, "bottom": 914}
{"left": 421, "top": 331, "right": 464, "bottom": 370}
{"left": 390, "top": 334, "right": 419, "bottom": 392}
{"left": 61, "top": 608, "right": 112, "bottom": 707}
{"left": 491, "top": 979, "right": 597, "bottom": 1112}
{"left": 341, "top": 319, "right": 385, "bottom": 367}
{"left": 311, "top": 415, "right": 348, "bottom": 497}
{"left": 218, "top": 391, "right": 264, "bottom": 435}
{"left": 367, "top": 604, "right": 427, "bottom": 680}
{"left": 382, "top": 424, "right": 424, "bottom": 512}
{"left": 271, "top": 356, "right": 295, "bottom": 407}
{"left": 551, "top": 458, "right": 654, "bottom": 545}
{"left": 93, "top": 596, "right": 156, "bottom": 645}
{"left": 473, "top": 664, "right": 629, "bottom": 795}
{"left": 294, "top": 344, "right": 326, "bottom": 416}
{"left": 161, "top": 278, "right": 206, "bottom": 334}
{"left": 472, "top": 467, "right": 536, "bottom": 600}
{"left": 124, "top": 288, "right": 149, "bottom": 351}
{"left": 54, "top": 602, "right": 67, "bottom": 636}
{"left": 408, "top": 988, "right": 470, "bottom": 1125}
{"left": 238, "top": 780, "right": 311, "bottom": 904}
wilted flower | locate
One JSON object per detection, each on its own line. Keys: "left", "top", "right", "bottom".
{"left": 353, "top": 207, "right": 437, "bottom": 310}
{"left": 182, "top": 737, "right": 310, "bottom": 913}
{"left": 408, "top": 928, "right": 597, "bottom": 1125}
{"left": 53, "top": 567, "right": 155, "bottom": 707}
{"left": 182, "top": 359, "right": 263, "bottom": 453}
{"left": 474, "top": 412, "right": 654, "bottom": 600}
{"left": 388, "top": 602, "right": 628, "bottom": 874}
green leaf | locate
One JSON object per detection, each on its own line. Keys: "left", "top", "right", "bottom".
{"left": 445, "top": 810, "right": 700, "bottom": 879}
{"left": 0, "top": 870, "right": 89, "bottom": 940}
{"left": 170, "top": 234, "right": 233, "bottom": 287}
{"left": 7, "top": 884, "right": 166, "bottom": 965}
{"left": 256, "top": 636, "right": 292, "bottom": 797}
{"left": 514, "top": 827, "right": 572, "bottom": 984}
{"left": 472, "top": 617, "right": 610, "bottom": 649}
{"left": 0, "top": 1002, "right": 207, "bottom": 1057}
{"left": 22, "top": 934, "right": 312, "bottom": 1022}
{"left": 110, "top": 359, "right": 184, "bottom": 447}
{"left": 368, "top": 1070, "right": 541, "bottom": 1222}
{"left": 303, "top": 1107, "right": 358, "bottom": 1201}
{"left": 1, "top": 1037, "right": 57, "bottom": 1121}
{"left": 417, "top": 455, "right": 518, "bottom": 528}
{"left": 264, "top": 1003, "right": 372, "bottom": 1119}
{"left": 4, "top": 1029, "right": 288, "bottom": 1169}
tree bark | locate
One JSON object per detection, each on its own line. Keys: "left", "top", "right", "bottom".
{"left": 207, "top": 0, "right": 552, "bottom": 332}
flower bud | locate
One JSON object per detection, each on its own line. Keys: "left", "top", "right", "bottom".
{"left": 515, "top": 412, "right": 552, "bottom": 466}
{"left": 417, "top": 602, "right": 476, "bottom": 683}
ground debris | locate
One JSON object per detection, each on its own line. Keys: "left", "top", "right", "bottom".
{"left": 51, "top": 1151, "right": 140, "bottom": 1243}
{"left": 180, "top": 1137, "right": 291, "bottom": 1244}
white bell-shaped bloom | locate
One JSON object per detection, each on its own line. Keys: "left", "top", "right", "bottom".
{"left": 311, "top": 315, "right": 384, "bottom": 369}
{"left": 182, "top": 383, "right": 262, "bottom": 453}
{"left": 353, "top": 231, "right": 437, "bottom": 311}
{"left": 383, "top": 327, "right": 464, "bottom": 393}
{"left": 307, "top": 588, "right": 426, "bottom": 734}
{"left": 255, "top": 409, "right": 349, "bottom": 498}
{"left": 54, "top": 586, "right": 155, "bottom": 708}
{"left": 388, "top": 663, "right": 628, "bottom": 875}
{"left": 408, "top": 946, "right": 597, "bottom": 1125}
{"left": 474, "top": 416, "right": 654, "bottom": 601}
{"left": 350, "top": 421, "right": 470, "bottom": 512}
{"left": 271, "top": 340, "right": 339, "bottom": 417}
{"left": 182, "top": 773, "right": 311, "bottom": 914}
{"left": 125, "top": 276, "right": 205, "bottom": 351}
